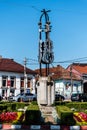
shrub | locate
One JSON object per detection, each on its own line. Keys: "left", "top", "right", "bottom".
{"left": 66, "top": 102, "right": 87, "bottom": 111}
{"left": 25, "top": 104, "right": 41, "bottom": 124}
{"left": 56, "top": 106, "right": 76, "bottom": 125}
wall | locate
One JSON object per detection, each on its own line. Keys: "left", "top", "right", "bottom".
{"left": 0, "top": 71, "right": 35, "bottom": 98}
{"left": 55, "top": 79, "right": 82, "bottom": 99}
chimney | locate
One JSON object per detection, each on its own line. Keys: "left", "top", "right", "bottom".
{"left": 0, "top": 55, "right": 2, "bottom": 59}
{"left": 0, "top": 55, "right": 2, "bottom": 62}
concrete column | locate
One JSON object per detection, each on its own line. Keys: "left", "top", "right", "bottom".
{"left": 37, "top": 76, "right": 55, "bottom": 106}
{"left": 51, "top": 81, "right": 55, "bottom": 104}
{"left": 47, "top": 84, "right": 51, "bottom": 106}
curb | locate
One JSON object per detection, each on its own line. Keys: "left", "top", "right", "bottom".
{"left": 0, "top": 124, "right": 87, "bottom": 130}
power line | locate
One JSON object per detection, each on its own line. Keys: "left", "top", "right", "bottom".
{"left": 0, "top": 56, "right": 87, "bottom": 72}
{"left": 1, "top": 1, "right": 40, "bottom": 12}
{"left": 3, "top": 56, "right": 87, "bottom": 70}
{"left": 31, "top": 6, "right": 40, "bottom": 12}
{"left": 15, "top": 56, "right": 87, "bottom": 66}
{"left": 28, "top": 58, "right": 38, "bottom": 62}
{"left": 53, "top": 57, "right": 87, "bottom": 64}
{"left": 2, "top": 1, "right": 87, "bottom": 15}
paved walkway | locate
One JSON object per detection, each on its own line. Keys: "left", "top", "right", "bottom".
{"left": 39, "top": 105, "right": 60, "bottom": 124}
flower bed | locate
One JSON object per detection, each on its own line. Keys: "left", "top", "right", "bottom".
{"left": 74, "top": 112, "right": 87, "bottom": 125}
{"left": 0, "top": 111, "right": 24, "bottom": 124}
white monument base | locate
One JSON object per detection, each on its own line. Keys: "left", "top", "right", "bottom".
{"left": 37, "top": 76, "right": 55, "bottom": 106}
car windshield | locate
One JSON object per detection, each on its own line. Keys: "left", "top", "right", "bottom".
{"left": 72, "top": 94, "right": 78, "bottom": 96}
{"left": 15, "top": 93, "right": 35, "bottom": 97}
{"left": 15, "top": 93, "right": 23, "bottom": 97}
{"left": 72, "top": 93, "right": 83, "bottom": 96}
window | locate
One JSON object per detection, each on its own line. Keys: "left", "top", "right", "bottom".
{"left": 2, "top": 76, "right": 8, "bottom": 87}
{"left": 27, "top": 78, "right": 31, "bottom": 88}
{"left": 10, "top": 77, "right": 16, "bottom": 87}
{"left": 10, "top": 89, "right": 14, "bottom": 96}
{"left": 20, "top": 77, "right": 24, "bottom": 88}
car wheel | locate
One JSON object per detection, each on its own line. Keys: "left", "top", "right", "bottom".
{"left": 33, "top": 98, "right": 36, "bottom": 101}
{"left": 18, "top": 98, "right": 22, "bottom": 102}
{"left": 0, "top": 96, "right": 2, "bottom": 101}
{"left": 59, "top": 97, "right": 62, "bottom": 101}
{"left": 61, "top": 98, "right": 64, "bottom": 101}
{"left": 81, "top": 99, "right": 84, "bottom": 102}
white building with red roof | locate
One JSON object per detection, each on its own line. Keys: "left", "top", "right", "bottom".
{"left": 67, "top": 63, "right": 87, "bottom": 93}
{"left": 0, "top": 57, "right": 36, "bottom": 98}
{"left": 35, "top": 65, "right": 82, "bottom": 99}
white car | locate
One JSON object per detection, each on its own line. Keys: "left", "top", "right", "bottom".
{"left": 8, "top": 93, "right": 37, "bottom": 102}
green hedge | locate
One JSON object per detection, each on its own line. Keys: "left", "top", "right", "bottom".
{"left": 66, "top": 102, "right": 87, "bottom": 112}
{"left": 56, "top": 106, "right": 76, "bottom": 125}
{"left": 0, "top": 102, "right": 28, "bottom": 112}
{"left": 25, "top": 104, "right": 41, "bottom": 124}
{"left": 0, "top": 104, "right": 7, "bottom": 112}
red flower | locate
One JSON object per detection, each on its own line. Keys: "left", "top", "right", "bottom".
{"left": 0, "top": 112, "right": 18, "bottom": 123}
{"left": 79, "top": 112, "right": 87, "bottom": 122}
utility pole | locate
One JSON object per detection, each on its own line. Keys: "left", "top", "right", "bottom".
{"left": 24, "top": 57, "right": 28, "bottom": 93}
{"left": 70, "top": 64, "right": 73, "bottom": 93}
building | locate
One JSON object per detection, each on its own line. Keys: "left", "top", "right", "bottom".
{"left": 35, "top": 65, "right": 82, "bottom": 99}
{"left": 0, "top": 57, "right": 36, "bottom": 98}
{"left": 67, "top": 63, "right": 87, "bottom": 93}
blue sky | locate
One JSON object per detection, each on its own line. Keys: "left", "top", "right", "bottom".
{"left": 0, "top": 0, "right": 87, "bottom": 70}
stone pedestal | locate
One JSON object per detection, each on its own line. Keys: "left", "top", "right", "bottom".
{"left": 37, "top": 76, "right": 55, "bottom": 106}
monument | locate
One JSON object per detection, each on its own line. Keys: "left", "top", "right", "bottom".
{"left": 37, "top": 9, "right": 55, "bottom": 106}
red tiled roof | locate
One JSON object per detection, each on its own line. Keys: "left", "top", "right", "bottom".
{"left": 35, "top": 65, "right": 81, "bottom": 80}
{"left": 71, "top": 63, "right": 87, "bottom": 74}
{"left": 0, "top": 58, "right": 36, "bottom": 75}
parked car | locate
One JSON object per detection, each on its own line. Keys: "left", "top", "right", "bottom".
{"left": 0, "top": 95, "right": 2, "bottom": 101}
{"left": 55, "top": 94, "right": 65, "bottom": 101}
{"left": 71, "top": 93, "right": 87, "bottom": 102}
{"left": 8, "top": 93, "right": 37, "bottom": 102}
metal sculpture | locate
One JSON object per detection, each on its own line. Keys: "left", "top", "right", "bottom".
{"left": 38, "top": 9, "right": 54, "bottom": 76}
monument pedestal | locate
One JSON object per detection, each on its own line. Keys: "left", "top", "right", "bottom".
{"left": 37, "top": 76, "right": 55, "bottom": 106}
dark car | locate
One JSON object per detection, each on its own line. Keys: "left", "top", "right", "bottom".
{"left": 55, "top": 94, "right": 65, "bottom": 101}
{"left": 71, "top": 93, "right": 87, "bottom": 102}
{"left": 0, "top": 95, "right": 2, "bottom": 101}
